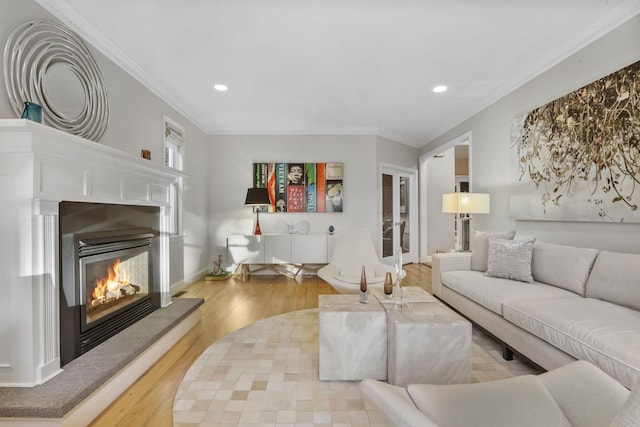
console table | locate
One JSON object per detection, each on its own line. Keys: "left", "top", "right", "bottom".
{"left": 227, "top": 233, "right": 330, "bottom": 279}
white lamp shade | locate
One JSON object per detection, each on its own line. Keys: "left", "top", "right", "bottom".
{"left": 442, "top": 193, "right": 490, "bottom": 214}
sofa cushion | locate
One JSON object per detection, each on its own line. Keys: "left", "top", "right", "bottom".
{"left": 471, "top": 230, "right": 516, "bottom": 272}
{"left": 486, "top": 238, "right": 535, "bottom": 283}
{"left": 441, "top": 270, "right": 578, "bottom": 316}
{"left": 586, "top": 251, "right": 640, "bottom": 311}
{"left": 531, "top": 242, "right": 598, "bottom": 296}
{"left": 407, "top": 375, "right": 572, "bottom": 427}
{"left": 503, "top": 297, "right": 640, "bottom": 389}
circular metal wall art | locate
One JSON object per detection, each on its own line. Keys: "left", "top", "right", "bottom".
{"left": 4, "top": 20, "right": 110, "bottom": 141}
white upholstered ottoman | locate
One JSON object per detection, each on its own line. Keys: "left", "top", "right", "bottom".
{"left": 318, "top": 294, "right": 387, "bottom": 381}
{"left": 385, "top": 299, "right": 472, "bottom": 386}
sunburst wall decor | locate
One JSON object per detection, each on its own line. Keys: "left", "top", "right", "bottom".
{"left": 4, "top": 20, "right": 110, "bottom": 141}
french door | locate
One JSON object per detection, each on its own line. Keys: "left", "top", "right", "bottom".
{"left": 381, "top": 165, "right": 418, "bottom": 265}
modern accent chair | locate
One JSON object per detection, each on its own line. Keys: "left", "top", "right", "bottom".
{"left": 362, "top": 360, "right": 640, "bottom": 427}
{"left": 318, "top": 227, "right": 406, "bottom": 293}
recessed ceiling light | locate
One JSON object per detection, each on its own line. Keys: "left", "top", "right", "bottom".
{"left": 433, "top": 85, "right": 448, "bottom": 93}
{"left": 213, "top": 84, "right": 228, "bottom": 92}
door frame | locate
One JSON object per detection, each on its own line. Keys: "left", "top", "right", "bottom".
{"left": 379, "top": 163, "right": 419, "bottom": 265}
{"left": 419, "top": 131, "right": 473, "bottom": 262}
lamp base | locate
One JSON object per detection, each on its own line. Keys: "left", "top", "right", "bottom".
{"left": 253, "top": 211, "right": 262, "bottom": 235}
{"left": 460, "top": 216, "right": 471, "bottom": 251}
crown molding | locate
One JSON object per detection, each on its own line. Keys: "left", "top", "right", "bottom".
{"left": 206, "top": 126, "right": 379, "bottom": 137}
{"left": 207, "top": 126, "right": 418, "bottom": 146}
{"left": 376, "top": 129, "right": 417, "bottom": 148}
{"left": 504, "top": 0, "right": 640, "bottom": 94}
{"left": 36, "top": 0, "right": 640, "bottom": 146}
{"left": 35, "top": 0, "right": 208, "bottom": 134}
{"left": 425, "top": 0, "right": 640, "bottom": 145}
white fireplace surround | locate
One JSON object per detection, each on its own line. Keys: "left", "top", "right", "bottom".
{"left": 0, "top": 119, "right": 184, "bottom": 387}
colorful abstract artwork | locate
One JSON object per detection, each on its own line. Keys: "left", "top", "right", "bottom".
{"left": 510, "top": 60, "right": 640, "bottom": 222}
{"left": 253, "top": 162, "right": 343, "bottom": 213}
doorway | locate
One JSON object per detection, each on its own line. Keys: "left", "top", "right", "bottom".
{"left": 419, "top": 132, "right": 471, "bottom": 262}
{"left": 380, "top": 165, "right": 418, "bottom": 265}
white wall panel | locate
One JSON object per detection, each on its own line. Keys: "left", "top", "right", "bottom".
{"left": 0, "top": 173, "right": 11, "bottom": 367}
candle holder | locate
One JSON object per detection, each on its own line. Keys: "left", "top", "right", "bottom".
{"left": 394, "top": 247, "right": 404, "bottom": 306}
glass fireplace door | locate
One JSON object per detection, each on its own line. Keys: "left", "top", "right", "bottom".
{"left": 79, "top": 241, "right": 152, "bottom": 332}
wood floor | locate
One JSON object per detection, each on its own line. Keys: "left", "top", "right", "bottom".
{"left": 89, "top": 264, "right": 433, "bottom": 426}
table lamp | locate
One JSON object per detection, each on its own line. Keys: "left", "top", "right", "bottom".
{"left": 442, "top": 192, "right": 490, "bottom": 251}
{"left": 245, "top": 187, "right": 271, "bottom": 235}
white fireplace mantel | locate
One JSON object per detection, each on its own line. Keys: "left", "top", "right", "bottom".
{"left": 0, "top": 119, "right": 184, "bottom": 387}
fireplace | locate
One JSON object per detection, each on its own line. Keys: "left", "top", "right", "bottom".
{"left": 60, "top": 202, "right": 161, "bottom": 366}
{"left": 0, "top": 121, "right": 182, "bottom": 387}
{"left": 78, "top": 230, "right": 154, "bottom": 351}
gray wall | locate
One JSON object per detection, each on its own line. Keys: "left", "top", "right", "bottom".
{"left": 0, "top": 1, "right": 418, "bottom": 285}
{"left": 424, "top": 147, "right": 455, "bottom": 255}
{"left": 376, "top": 136, "right": 419, "bottom": 170}
{"left": 207, "top": 134, "right": 418, "bottom": 265}
{"left": 420, "top": 15, "right": 640, "bottom": 253}
{"left": 8, "top": 0, "right": 634, "bottom": 273}
{"left": 208, "top": 134, "right": 377, "bottom": 263}
{"left": 0, "top": 0, "right": 211, "bottom": 288}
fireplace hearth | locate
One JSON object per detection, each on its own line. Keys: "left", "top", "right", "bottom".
{"left": 60, "top": 202, "right": 161, "bottom": 366}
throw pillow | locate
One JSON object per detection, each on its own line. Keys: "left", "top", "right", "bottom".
{"left": 471, "top": 230, "right": 516, "bottom": 272}
{"left": 486, "top": 237, "right": 536, "bottom": 283}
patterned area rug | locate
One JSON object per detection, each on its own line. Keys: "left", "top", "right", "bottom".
{"left": 173, "top": 308, "right": 540, "bottom": 426}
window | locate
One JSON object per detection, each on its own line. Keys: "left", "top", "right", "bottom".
{"left": 163, "top": 115, "right": 185, "bottom": 235}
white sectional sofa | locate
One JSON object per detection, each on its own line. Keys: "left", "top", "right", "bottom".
{"left": 362, "top": 360, "right": 636, "bottom": 427}
{"left": 432, "top": 234, "right": 640, "bottom": 389}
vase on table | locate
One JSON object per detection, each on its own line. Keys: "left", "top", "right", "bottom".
{"left": 384, "top": 272, "right": 393, "bottom": 298}
{"left": 359, "top": 265, "right": 368, "bottom": 304}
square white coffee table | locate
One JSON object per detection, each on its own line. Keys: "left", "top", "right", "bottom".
{"left": 318, "top": 294, "right": 387, "bottom": 381}
{"left": 374, "top": 287, "right": 472, "bottom": 387}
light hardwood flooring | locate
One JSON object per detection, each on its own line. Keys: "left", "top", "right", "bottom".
{"left": 89, "top": 264, "right": 433, "bottom": 426}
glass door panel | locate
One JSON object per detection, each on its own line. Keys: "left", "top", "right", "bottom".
{"left": 381, "top": 168, "right": 416, "bottom": 264}
{"left": 399, "top": 176, "right": 410, "bottom": 256}
{"left": 382, "top": 173, "right": 394, "bottom": 258}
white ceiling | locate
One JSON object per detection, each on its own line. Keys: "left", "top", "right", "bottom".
{"left": 37, "top": 0, "right": 640, "bottom": 147}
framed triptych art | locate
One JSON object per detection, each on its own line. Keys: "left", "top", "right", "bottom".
{"left": 253, "top": 162, "right": 343, "bottom": 213}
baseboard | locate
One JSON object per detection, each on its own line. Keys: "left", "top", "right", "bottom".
{"left": 172, "top": 267, "right": 209, "bottom": 295}
{"left": 170, "top": 279, "right": 186, "bottom": 295}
